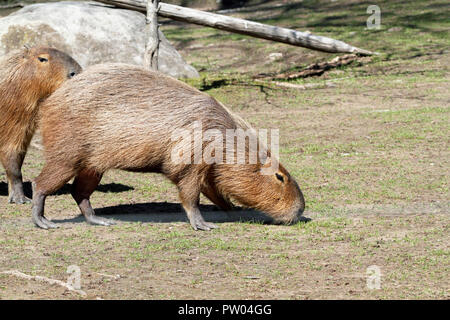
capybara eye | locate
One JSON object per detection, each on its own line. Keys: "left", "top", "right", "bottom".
{"left": 275, "top": 173, "right": 284, "bottom": 183}
{"left": 38, "top": 57, "right": 48, "bottom": 63}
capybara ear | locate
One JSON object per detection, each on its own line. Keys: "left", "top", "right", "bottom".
{"left": 258, "top": 156, "right": 280, "bottom": 176}
{"left": 23, "top": 44, "right": 31, "bottom": 55}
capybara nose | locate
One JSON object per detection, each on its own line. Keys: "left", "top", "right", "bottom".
{"left": 68, "top": 71, "right": 76, "bottom": 79}
{"left": 294, "top": 209, "right": 304, "bottom": 222}
{"left": 298, "top": 205, "right": 305, "bottom": 216}
{"left": 291, "top": 203, "right": 305, "bottom": 224}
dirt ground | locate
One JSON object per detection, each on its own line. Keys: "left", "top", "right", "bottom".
{"left": 0, "top": 0, "right": 449, "bottom": 299}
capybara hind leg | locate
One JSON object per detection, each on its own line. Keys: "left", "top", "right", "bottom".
{"left": 71, "top": 169, "right": 115, "bottom": 226}
{"left": 178, "top": 178, "right": 217, "bottom": 231}
{"left": 0, "top": 152, "right": 30, "bottom": 204}
{"left": 32, "top": 164, "right": 76, "bottom": 229}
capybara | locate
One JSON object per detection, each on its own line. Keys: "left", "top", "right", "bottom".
{"left": 0, "top": 46, "right": 81, "bottom": 204}
{"left": 32, "top": 63, "right": 305, "bottom": 230}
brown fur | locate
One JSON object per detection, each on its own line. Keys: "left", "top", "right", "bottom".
{"left": 0, "top": 46, "right": 81, "bottom": 203}
{"left": 32, "top": 63, "right": 305, "bottom": 230}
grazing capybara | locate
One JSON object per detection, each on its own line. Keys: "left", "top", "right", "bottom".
{"left": 0, "top": 46, "right": 81, "bottom": 204}
{"left": 32, "top": 63, "right": 305, "bottom": 230}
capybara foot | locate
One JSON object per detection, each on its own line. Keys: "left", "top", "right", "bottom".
{"left": 85, "top": 216, "right": 116, "bottom": 226}
{"left": 201, "top": 221, "right": 218, "bottom": 231}
{"left": 33, "top": 216, "right": 59, "bottom": 230}
{"left": 8, "top": 194, "right": 31, "bottom": 204}
{"left": 189, "top": 217, "right": 218, "bottom": 231}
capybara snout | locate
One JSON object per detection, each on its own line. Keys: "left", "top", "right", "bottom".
{"left": 269, "top": 177, "right": 305, "bottom": 225}
{"left": 272, "top": 169, "right": 306, "bottom": 224}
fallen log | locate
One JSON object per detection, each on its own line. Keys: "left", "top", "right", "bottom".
{"left": 0, "top": 2, "right": 25, "bottom": 9}
{"left": 94, "top": 0, "right": 375, "bottom": 55}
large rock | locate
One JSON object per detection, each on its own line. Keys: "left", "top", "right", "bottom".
{"left": 0, "top": 1, "right": 199, "bottom": 78}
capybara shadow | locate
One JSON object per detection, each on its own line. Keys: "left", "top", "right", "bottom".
{"left": 50, "top": 202, "right": 311, "bottom": 225}
{"left": 0, "top": 181, "right": 133, "bottom": 198}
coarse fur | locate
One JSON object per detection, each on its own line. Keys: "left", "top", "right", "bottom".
{"left": 0, "top": 46, "right": 81, "bottom": 204}
{"left": 33, "top": 63, "right": 305, "bottom": 230}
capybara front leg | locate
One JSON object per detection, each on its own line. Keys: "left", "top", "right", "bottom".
{"left": 32, "top": 164, "right": 76, "bottom": 229}
{"left": 178, "top": 179, "right": 217, "bottom": 231}
{"left": 71, "top": 169, "right": 115, "bottom": 226}
{"left": 1, "top": 151, "right": 30, "bottom": 204}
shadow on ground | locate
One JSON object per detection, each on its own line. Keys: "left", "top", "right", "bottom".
{"left": 0, "top": 182, "right": 134, "bottom": 198}
{"left": 50, "top": 202, "right": 312, "bottom": 225}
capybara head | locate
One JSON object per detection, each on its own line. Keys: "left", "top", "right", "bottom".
{"left": 214, "top": 160, "right": 305, "bottom": 224}
{"left": 10, "top": 46, "right": 82, "bottom": 97}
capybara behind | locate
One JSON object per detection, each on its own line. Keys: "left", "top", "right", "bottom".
{"left": 0, "top": 46, "right": 81, "bottom": 204}
{"left": 33, "top": 63, "right": 305, "bottom": 230}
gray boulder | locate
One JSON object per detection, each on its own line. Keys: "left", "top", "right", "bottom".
{"left": 0, "top": 1, "right": 199, "bottom": 78}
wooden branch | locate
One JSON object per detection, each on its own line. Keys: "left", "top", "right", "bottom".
{"left": 0, "top": 2, "right": 25, "bottom": 9}
{"left": 1, "top": 270, "right": 87, "bottom": 297}
{"left": 144, "top": 0, "right": 160, "bottom": 70}
{"left": 94, "top": 0, "right": 375, "bottom": 55}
